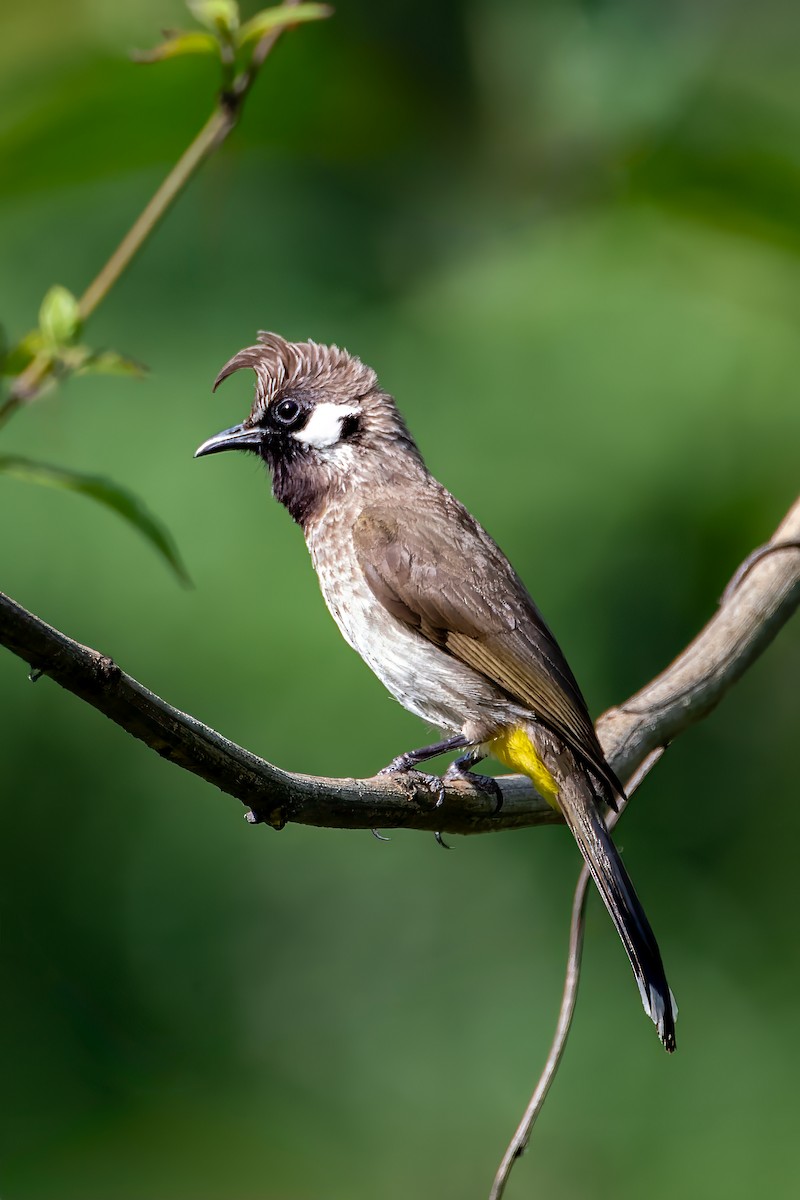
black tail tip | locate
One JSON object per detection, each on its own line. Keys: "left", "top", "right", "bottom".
{"left": 652, "top": 986, "right": 678, "bottom": 1053}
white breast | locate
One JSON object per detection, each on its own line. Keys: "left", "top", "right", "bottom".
{"left": 306, "top": 511, "right": 503, "bottom": 737}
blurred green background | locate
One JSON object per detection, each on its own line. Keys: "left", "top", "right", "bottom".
{"left": 2, "top": 1, "right": 799, "bottom": 1197}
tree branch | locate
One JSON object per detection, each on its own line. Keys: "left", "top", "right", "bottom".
{"left": 1, "top": 498, "right": 798, "bottom": 834}
{"left": 596, "top": 501, "right": 800, "bottom": 781}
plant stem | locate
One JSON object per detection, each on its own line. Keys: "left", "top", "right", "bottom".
{"left": 78, "top": 106, "right": 231, "bottom": 322}
{"left": 0, "top": 0, "right": 302, "bottom": 425}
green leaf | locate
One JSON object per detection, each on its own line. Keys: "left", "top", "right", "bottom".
{"left": 131, "top": 30, "right": 221, "bottom": 64}
{"left": 0, "top": 330, "right": 48, "bottom": 377}
{"left": 38, "top": 286, "right": 81, "bottom": 349}
{"left": 238, "top": 2, "right": 332, "bottom": 48}
{"left": 1, "top": 334, "right": 146, "bottom": 381}
{"left": 76, "top": 349, "right": 148, "bottom": 378}
{"left": 187, "top": 0, "right": 240, "bottom": 38}
{"left": 0, "top": 456, "right": 190, "bottom": 585}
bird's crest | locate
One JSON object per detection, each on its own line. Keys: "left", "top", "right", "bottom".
{"left": 213, "top": 331, "right": 378, "bottom": 423}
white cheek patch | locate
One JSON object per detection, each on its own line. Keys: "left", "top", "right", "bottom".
{"left": 292, "top": 403, "right": 359, "bottom": 449}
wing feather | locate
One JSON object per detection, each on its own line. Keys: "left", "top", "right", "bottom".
{"left": 353, "top": 496, "right": 623, "bottom": 799}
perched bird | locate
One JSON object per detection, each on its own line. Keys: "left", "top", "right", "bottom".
{"left": 196, "top": 331, "right": 677, "bottom": 1052}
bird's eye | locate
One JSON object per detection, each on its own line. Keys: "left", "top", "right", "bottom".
{"left": 272, "top": 398, "right": 303, "bottom": 428}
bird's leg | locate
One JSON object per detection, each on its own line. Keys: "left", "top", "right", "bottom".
{"left": 379, "top": 734, "right": 469, "bottom": 803}
{"left": 443, "top": 749, "right": 504, "bottom": 814}
{"left": 376, "top": 735, "right": 470, "bottom": 849}
{"left": 377, "top": 734, "right": 469, "bottom": 808}
{"left": 379, "top": 734, "right": 470, "bottom": 776}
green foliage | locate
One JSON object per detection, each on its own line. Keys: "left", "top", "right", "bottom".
{"left": 238, "top": 2, "right": 332, "bottom": 48}
{"left": 0, "top": 455, "right": 190, "bottom": 584}
{"left": 1, "top": 286, "right": 86, "bottom": 392}
{"left": 75, "top": 349, "right": 146, "bottom": 378}
{"left": 38, "top": 284, "right": 82, "bottom": 349}
{"left": 134, "top": 2, "right": 332, "bottom": 73}
{"left": 131, "top": 29, "right": 222, "bottom": 65}
{"left": 1, "top": 281, "right": 144, "bottom": 407}
{"left": 2, "top": 285, "right": 143, "bottom": 394}
{"left": 187, "top": 0, "right": 240, "bottom": 39}
{"left": 0, "top": 328, "right": 45, "bottom": 376}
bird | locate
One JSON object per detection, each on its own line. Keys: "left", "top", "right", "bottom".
{"left": 195, "top": 331, "right": 677, "bottom": 1052}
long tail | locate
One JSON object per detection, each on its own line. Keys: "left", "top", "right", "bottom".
{"left": 557, "top": 770, "right": 677, "bottom": 1052}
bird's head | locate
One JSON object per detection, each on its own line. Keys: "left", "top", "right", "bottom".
{"left": 195, "top": 332, "right": 423, "bottom": 525}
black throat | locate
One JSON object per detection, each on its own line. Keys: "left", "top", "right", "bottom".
{"left": 262, "top": 446, "right": 327, "bottom": 530}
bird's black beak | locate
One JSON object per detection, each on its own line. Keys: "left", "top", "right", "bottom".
{"left": 194, "top": 424, "right": 262, "bottom": 459}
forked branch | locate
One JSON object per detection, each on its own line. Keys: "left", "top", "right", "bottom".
{"left": 0, "top": 498, "right": 798, "bottom": 835}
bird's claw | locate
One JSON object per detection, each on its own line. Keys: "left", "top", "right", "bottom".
{"left": 379, "top": 763, "right": 447, "bottom": 806}
{"left": 443, "top": 765, "right": 504, "bottom": 815}
{"left": 379, "top": 764, "right": 452, "bottom": 847}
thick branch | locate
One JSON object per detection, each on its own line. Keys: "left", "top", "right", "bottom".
{"left": 0, "top": 596, "right": 553, "bottom": 833}
{"left": 0, "top": 497, "right": 798, "bottom": 832}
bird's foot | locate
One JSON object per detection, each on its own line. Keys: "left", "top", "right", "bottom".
{"left": 378, "top": 762, "right": 452, "bottom": 849}
{"left": 443, "top": 759, "right": 504, "bottom": 815}
{"left": 378, "top": 763, "right": 447, "bottom": 808}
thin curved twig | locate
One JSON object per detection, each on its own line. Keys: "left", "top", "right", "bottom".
{"left": 596, "top": 499, "right": 800, "bottom": 784}
{"left": 490, "top": 858, "right": 591, "bottom": 1200}
{"left": 488, "top": 747, "right": 665, "bottom": 1200}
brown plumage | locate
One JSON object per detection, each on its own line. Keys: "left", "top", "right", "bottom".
{"left": 352, "top": 500, "right": 623, "bottom": 801}
{"left": 196, "top": 331, "right": 677, "bottom": 1051}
